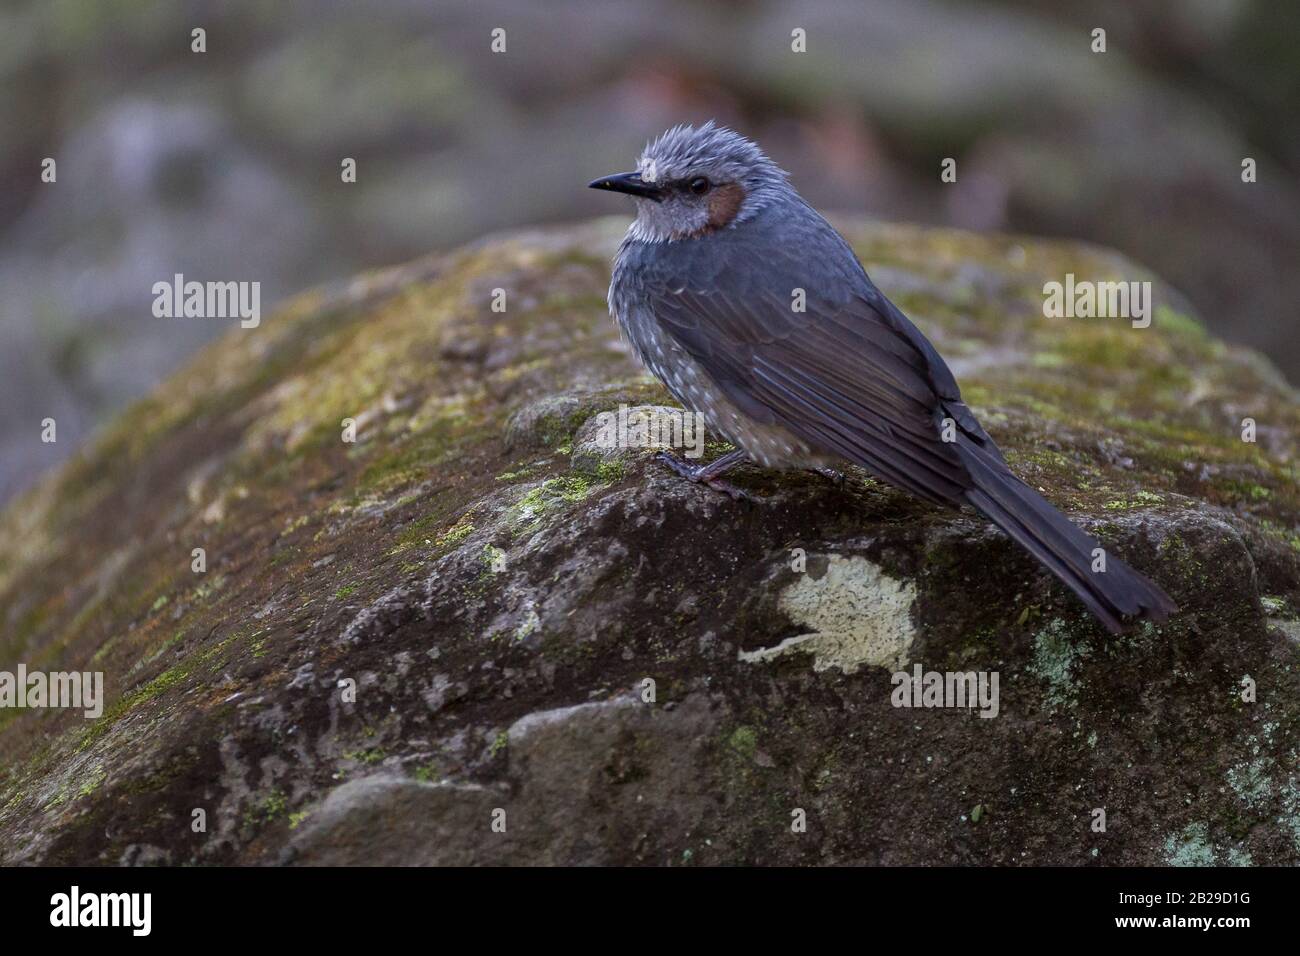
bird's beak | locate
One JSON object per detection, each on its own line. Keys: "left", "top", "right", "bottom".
{"left": 588, "top": 171, "right": 663, "bottom": 202}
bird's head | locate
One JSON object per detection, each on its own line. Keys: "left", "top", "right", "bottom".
{"left": 588, "top": 121, "right": 789, "bottom": 242}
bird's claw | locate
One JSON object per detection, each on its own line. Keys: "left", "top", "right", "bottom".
{"left": 654, "top": 451, "right": 754, "bottom": 503}
{"left": 809, "top": 466, "right": 847, "bottom": 487}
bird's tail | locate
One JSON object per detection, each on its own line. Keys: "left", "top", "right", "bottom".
{"left": 955, "top": 439, "right": 1177, "bottom": 634}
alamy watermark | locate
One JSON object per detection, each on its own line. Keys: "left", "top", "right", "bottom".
{"left": 591, "top": 403, "right": 706, "bottom": 458}
{"left": 0, "top": 665, "right": 103, "bottom": 718}
{"left": 1043, "top": 273, "right": 1151, "bottom": 329}
{"left": 152, "top": 273, "right": 260, "bottom": 328}
{"left": 891, "top": 664, "right": 999, "bottom": 718}
{"left": 50, "top": 886, "right": 151, "bottom": 936}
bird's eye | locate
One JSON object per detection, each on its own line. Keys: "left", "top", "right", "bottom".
{"left": 687, "top": 176, "right": 710, "bottom": 195}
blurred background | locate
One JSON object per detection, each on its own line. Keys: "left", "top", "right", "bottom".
{"left": 3, "top": 0, "right": 1298, "bottom": 506}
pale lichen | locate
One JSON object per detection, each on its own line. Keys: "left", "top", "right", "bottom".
{"left": 740, "top": 555, "right": 917, "bottom": 673}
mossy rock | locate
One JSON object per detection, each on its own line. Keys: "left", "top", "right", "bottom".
{"left": 1, "top": 217, "right": 1297, "bottom": 865}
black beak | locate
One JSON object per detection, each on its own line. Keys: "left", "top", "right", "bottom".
{"left": 588, "top": 171, "right": 663, "bottom": 202}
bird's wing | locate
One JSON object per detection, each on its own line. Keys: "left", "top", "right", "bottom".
{"left": 628, "top": 210, "right": 987, "bottom": 504}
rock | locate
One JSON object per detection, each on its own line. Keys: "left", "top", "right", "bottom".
{"left": 568, "top": 404, "right": 695, "bottom": 478}
{"left": 0, "top": 217, "right": 1298, "bottom": 866}
{"left": 283, "top": 776, "right": 507, "bottom": 866}
{"left": 504, "top": 395, "right": 585, "bottom": 451}
{"left": 284, "top": 692, "right": 719, "bottom": 865}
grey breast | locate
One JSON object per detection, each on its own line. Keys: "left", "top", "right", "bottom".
{"left": 608, "top": 220, "right": 832, "bottom": 469}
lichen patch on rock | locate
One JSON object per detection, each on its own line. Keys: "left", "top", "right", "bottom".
{"left": 739, "top": 554, "right": 917, "bottom": 673}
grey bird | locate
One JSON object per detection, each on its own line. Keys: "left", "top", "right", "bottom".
{"left": 589, "top": 122, "right": 1176, "bottom": 634}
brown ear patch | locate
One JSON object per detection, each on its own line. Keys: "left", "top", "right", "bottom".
{"left": 706, "top": 183, "right": 746, "bottom": 230}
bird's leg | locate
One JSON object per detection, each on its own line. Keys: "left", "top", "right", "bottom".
{"left": 808, "top": 466, "right": 847, "bottom": 487}
{"left": 655, "top": 449, "right": 752, "bottom": 501}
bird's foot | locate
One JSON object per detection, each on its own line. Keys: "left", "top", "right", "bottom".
{"left": 808, "top": 466, "right": 847, "bottom": 487}
{"left": 655, "top": 450, "right": 752, "bottom": 502}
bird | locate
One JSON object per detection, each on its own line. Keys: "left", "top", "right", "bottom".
{"left": 588, "top": 121, "right": 1177, "bottom": 634}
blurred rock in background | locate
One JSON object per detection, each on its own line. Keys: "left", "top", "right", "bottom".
{"left": 2, "top": 0, "right": 1297, "bottom": 505}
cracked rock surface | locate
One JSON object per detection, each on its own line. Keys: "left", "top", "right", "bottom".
{"left": 1, "top": 217, "right": 1298, "bottom": 865}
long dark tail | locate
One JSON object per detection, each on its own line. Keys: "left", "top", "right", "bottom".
{"left": 955, "top": 439, "right": 1177, "bottom": 634}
